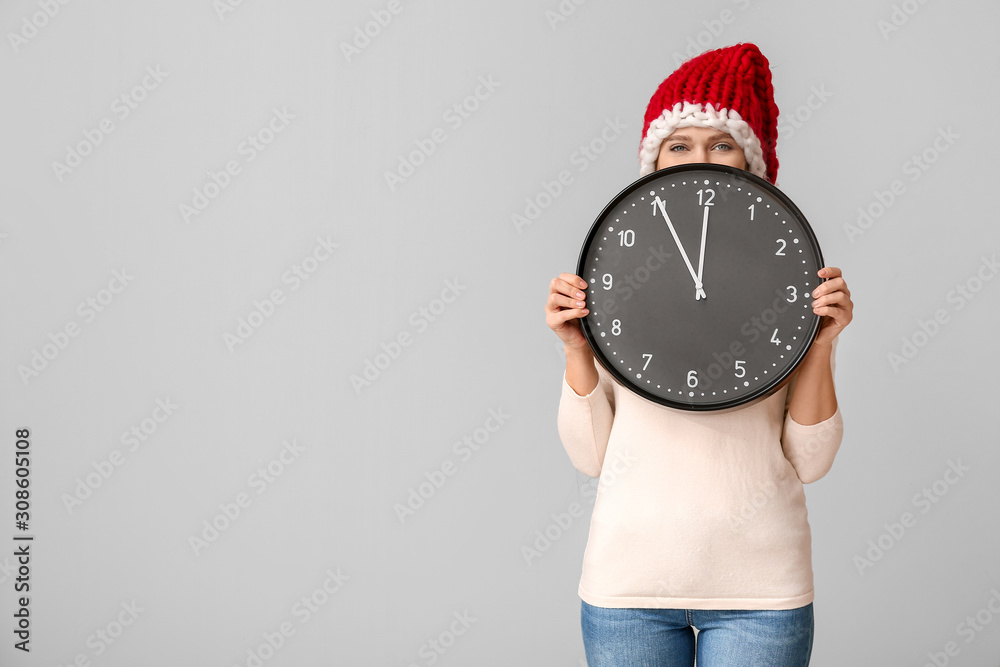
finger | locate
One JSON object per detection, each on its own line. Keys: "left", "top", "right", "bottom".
{"left": 547, "top": 306, "right": 588, "bottom": 328}
{"left": 812, "top": 277, "right": 850, "bottom": 299}
{"left": 548, "top": 290, "right": 588, "bottom": 312}
{"left": 552, "top": 274, "right": 588, "bottom": 299}
{"left": 812, "top": 292, "right": 849, "bottom": 310}
{"left": 818, "top": 266, "right": 841, "bottom": 280}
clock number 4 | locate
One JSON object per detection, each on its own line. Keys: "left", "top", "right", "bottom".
{"left": 771, "top": 329, "right": 781, "bottom": 345}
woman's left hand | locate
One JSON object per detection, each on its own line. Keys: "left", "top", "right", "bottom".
{"left": 810, "top": 266, "right": 853, "bottom": 347}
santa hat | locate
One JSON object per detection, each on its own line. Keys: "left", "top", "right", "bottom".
{"left": 638, "top": 43, "right": 780, "bottom": 184}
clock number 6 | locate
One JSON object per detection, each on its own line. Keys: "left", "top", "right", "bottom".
{"left": 687, "top": 370, "right": 698, "bottom": 388}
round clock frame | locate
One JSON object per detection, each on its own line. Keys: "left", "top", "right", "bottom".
{"left": 576, "top": 162, "right": 825, "bottom": 412}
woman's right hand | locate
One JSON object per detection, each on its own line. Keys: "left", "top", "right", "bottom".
{"left": 546, "top": 272, "right": 592, "bottom": 353}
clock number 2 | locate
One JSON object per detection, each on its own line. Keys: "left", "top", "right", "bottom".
{"left": 775, "top": 239, "right": 787, "bottom": 256}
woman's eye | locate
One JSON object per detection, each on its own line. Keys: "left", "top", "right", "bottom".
{"left": 713, "top": 143, "right": 733, "bottom": 151}
{"left": 669, "top": 144, "right": 687, "bottom": 152}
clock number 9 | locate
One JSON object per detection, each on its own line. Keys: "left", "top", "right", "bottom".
{"left": 618, "top": 229, "right": 635, "bottom": 247}
{"left": 611, "top": 319, "right": 621, "bottom": 336}
{"left": 602, "top": 273, "right": 613, "bottom": 290}
{"left": 697, "top": 189, "right": 715, "bottom": 206}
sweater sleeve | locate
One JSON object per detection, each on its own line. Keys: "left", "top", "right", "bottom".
{"left": 556, "top": 357, "right": 616, "bottom": 478}
{"left": 780, "top": 337, "right": 844, "bottom": 484}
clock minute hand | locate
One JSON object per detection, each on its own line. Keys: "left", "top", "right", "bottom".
{"left": 653, "top": 196, "right": 706, "bottom": 300}
{"left": 696, "top": 204, "right": 709, "bottom": 294}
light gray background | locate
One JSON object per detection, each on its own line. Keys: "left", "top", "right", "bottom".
{"left": 2, "top": 1, "right": 999, "bottom": 665}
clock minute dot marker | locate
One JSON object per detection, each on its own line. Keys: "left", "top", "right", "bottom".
{"left": 804, "top": 292, "right": 810, "bottom": 298}
{"left": 793, "top": 238, "right": 799, "bottom": 243}
{"left": 757, "top": 197, "right": 762, "bottom": 202}
{"left": 785, "top": 345, "right": 792, "bottom": 350}
{"left": 688, "top": 391, "right": 694, "bottom": 397}
{"left": 744, "top": 381, "right": 749, "bottom": 387}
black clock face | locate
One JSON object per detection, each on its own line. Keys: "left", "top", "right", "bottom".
{"left": 577, "top": 163, "right": 824, "bottom": 411}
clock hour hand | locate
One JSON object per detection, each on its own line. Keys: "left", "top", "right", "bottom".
{"left": 696, "top": 204, "right": 709, "bottom": 291}
{"left": 653, "top": 196, "right": 706, "bottom": 300}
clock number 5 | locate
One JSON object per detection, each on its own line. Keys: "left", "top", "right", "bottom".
{"left": 734, "top": 360, "right": 746, "bottom": 378}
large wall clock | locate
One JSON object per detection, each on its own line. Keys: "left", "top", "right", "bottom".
{"left": 576, "top": 162, "right": 825, "bottom": 411}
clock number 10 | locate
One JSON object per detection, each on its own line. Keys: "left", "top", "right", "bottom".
{"left": 618, "top": 229, "right": 635, "bottom": 247}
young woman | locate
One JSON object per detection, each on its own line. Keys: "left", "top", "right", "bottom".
{"left": 544, "top": 43, "right": 853, "bottom": 666}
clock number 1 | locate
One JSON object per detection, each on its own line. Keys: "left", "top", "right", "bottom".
{"left": 748, "top": 203, "right": 754, "bottom": 221}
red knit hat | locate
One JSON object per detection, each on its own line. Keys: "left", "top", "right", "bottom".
{"left": 638, "top": 43, "right": 780, "bottom": 184}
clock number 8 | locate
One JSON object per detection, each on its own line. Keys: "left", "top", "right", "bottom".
{"left": 611, "top": 319, "right": 621, "bottom": 336}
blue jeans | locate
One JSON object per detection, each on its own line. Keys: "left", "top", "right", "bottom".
{"left": 581, "top": 599, "right": 813, "bottom": 666}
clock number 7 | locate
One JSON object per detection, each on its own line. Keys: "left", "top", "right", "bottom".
{"left": 642, "top": 353, "right": 652, "bottom": 371}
